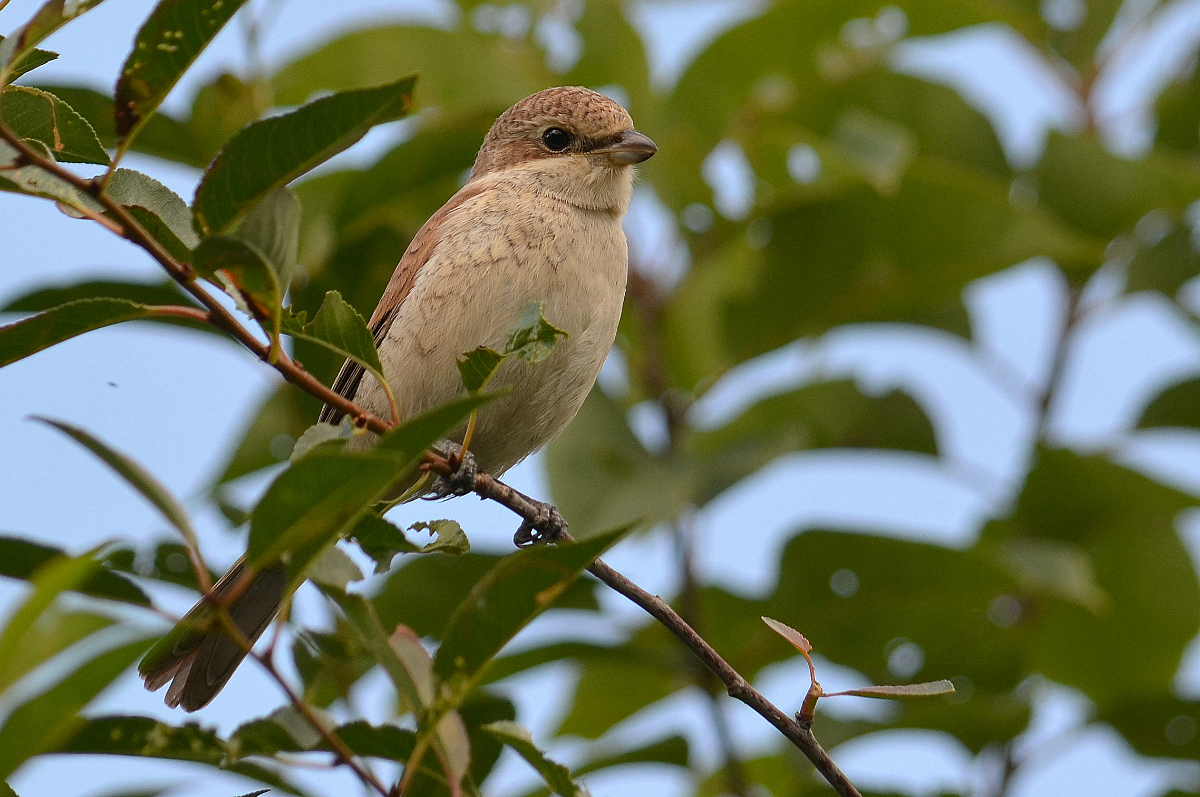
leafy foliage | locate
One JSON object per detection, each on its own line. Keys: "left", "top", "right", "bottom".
{"left": 3, "top": 0, "right": 1200, "bottom": 796}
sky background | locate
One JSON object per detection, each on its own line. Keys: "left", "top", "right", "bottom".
{"left": 3, "top": 0, "right": 1200, "bottom": 795}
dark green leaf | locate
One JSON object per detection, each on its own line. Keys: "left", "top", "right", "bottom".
{"left": 1156, "top": 61, "right": 1200, "bottom": 154}
{"left": 0, "top": 0, "right": 105, "bottom": 83}
{"left": 0, "top": 639, "right": 148, "bottom": 780}
{"left": 114, "top": 0, "right": 250, "bottom": 141}
{"left": 1126, "top": 226, "right": 1200, "bottom": 297}
{"left": 192, "top": 235, "right": 282, "bottom": 339}
{"left": 482, "top": 721, "right": 583, "bottom": 797}
{"left": 1101, "top": 695, "right": 1200, "bottom": 759}
{"left": 33, "top": 417, "right": 200, "bottom": 552}
{"left": 1137, "top": 377, "right": 1200, "bottom": 430}
{"left": 457, "top": 347, "right": 504, "bottom": 394}
{"left": 0, "top": 85, "right": 109, "bottom": 164}
{"left": 0, "top": 297, "right": 164, "bottom": 368}
{"left": 0, "top": 535, "right": 148, "bottom": 605}
{"left": 283, "top": 290, "right": 384, "bottom": 388}
{"left": 348, "top": 512, "right": 421, "bottom": 574}
{"left": 433, "top": 525, "right": 631, "bottom": 696}
{"left": 1036, "top": 132, "right": 1200, "bottom": 241}
{"left": 193, "top": 76, "right": 416, "bottom": 235}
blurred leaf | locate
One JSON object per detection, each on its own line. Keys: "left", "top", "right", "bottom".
{"left": 410, "top": 519, "right": 470, "bottom": 555}
{"left": 665, "top": 157, "right": 1102, "bottom": 388}
{"left": 0, "top": 608, "right": 111, "bottom": 699}
{"left": 193, "top": 76, "right": 416, "bottom": 235}
{"left": 1126, "top": 226, "right": 1200, "bottom": 297}
{"left": 689, "top": 378, "right": 938, "bottom": 505}
{"left": 0, "top": 0, "right": 105, "bottom": 83}
{"left": 114, "top": 0, "right": 250, "bottom": 141}
{"left": 482, "top": 721, "right": 583, "bottom": 797}
{"left": 0, "top": 297, "right": 174, "bottom": 368}
{"left": 308, "top": 545, "right": 363, "bottom": 589}
{"left": 373, "top": 550, "right": 599, "bottom": 641}
{"left": 1137, "top": 377, "right": 1200, "bottom": 430}
{"left": 547, "top": 387, "right": 690, "bottom": 537}
{"left": 1035, "top": 132, "right": 1200, "bottom": 241}
{"left": 0, "top": 535, "right": 148, "bottom": 605}
{"left": 0, "top": 37, "right": 56, "bottom": 80}
{"left": 981, "top": 447, "right": 1200, "bottom": 702}
{"left": 234, "top": 186, "right": 301, "bottom": 291}
{"left": 192, "top": 235, "right": 282, "bottom": 339}
{"left": 213, "top": 383, "right": 318, "bottom": 486}
{"left": 764, "top": 530, "right": 1025, "bottom": 750}
{"left": 434, "top": 525, "right": 632, "bottom": 698}
{"left": 0, "top": 85, "right": 109, "bottom": 163}
{"left": 564, "top": 0, "right": 652, "bottom": 117}
{"left": 271, "top": 25, "right": 548, "bottom": 112}
{"left": 55, "top": 715, "right": 302, "bottom": 794}
{"left": 1100, "top": 695, "right": 1200, "bottom": 759}
{"left": 34, "top": 417, "right": 201, "bottom": 553}
{"left": 0, "top": 638, "right": 147, "bottom": 780}
{"left": 1156, "top": 60, "right": 1200, "bottom": 154}
{"left": 291, "top": 420, "right": 350, "bottom": 462}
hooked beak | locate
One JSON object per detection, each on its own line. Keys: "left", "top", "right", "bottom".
{"left": 595, "top": 130, "right": 657, "bottom": 165}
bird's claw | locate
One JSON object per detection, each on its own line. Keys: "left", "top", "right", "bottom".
{"left": 514, "top": 503, "right": 567, "bottom": 547}
{"left": 428, "top": 442, "right": 479, "bottom": 498}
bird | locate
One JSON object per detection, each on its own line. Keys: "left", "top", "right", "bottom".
{"left": 139, "top": 86, "right": 657, "bottom": 711}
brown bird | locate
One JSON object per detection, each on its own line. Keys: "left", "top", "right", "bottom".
{"left": 139, "top": 86, "right": 656, "bottom": 711}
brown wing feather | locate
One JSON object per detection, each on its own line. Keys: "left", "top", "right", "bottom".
{"left": 318, "top": 181, "right": 489, "bottom": 425}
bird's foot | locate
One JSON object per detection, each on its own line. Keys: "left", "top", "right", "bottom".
{"left": 428, "top": 442, "right": 479, "bottom": 498}
{"left": 514, "top": 502, "right": 567, "bottom": 547}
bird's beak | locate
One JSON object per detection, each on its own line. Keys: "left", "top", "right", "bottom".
{"left": 595, "top": 130, "right": 657, "bottom": 165}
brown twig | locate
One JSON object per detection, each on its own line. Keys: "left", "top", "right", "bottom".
{"left": 2, "top": 120, "right": 862, "bottom": 797}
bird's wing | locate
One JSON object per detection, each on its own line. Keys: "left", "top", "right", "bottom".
{"left": 318, "top": 180, "right": 490, "bottom": 425}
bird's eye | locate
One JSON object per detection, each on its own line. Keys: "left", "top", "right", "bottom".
{"left": 541, "top": 127, "right": 571, "bottom": 152}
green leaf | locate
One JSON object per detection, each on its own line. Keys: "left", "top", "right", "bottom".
{"left": 1126, "top": 226, "right": 1200, "bottom": 297}
{"left": 0, "top": 86, "right": 109, "bottom": 164}
{"left": 481, "top": 721, "right": 583, "bottom": 797}
{"left": 234, "top": 186, "right": 301, "bottom": 291}
{"left": 347, "top": 513, "right": 421, "bottom": 574}
{"left": 434, "top": 525, "right": 631, "bottom": 697}
{"left": 0, "top": 139, "right": 97, "bottom": 212}
{"left": 114, "top": 0, "right": 251, "bottom": 141}
{"left": 457, "top": 347, "right": 505, "bottom": 394}
{"left": 0, "top": 607, "right": 111, "bottom": 699}
{"left": 0, "top": 37, "right": 56, "bottom": 80}
{"left": 193, "top": 76, "right": 416, "bottom": 235}
{"left": 246, "top": 394, "right": 485, "bottom": 573}
{"left": 0, "top": 297, "right": 163, "bottom": 368}
{"left": 283, "top": 290, "right": 384, "bottom": 390}
{"left": 1035, "top": 132, "right": 1200, "bottom": 241}
{"left": 33, "top": 417, "right": 201, "bottom": 554}
{"left": 105, "top": 168, "right": 200, "bottom": 254}
{"left": 1137, "top": 377, "right": 1200, "bottom": 430}
{"left": 0, "top": 638, "right": 148, "bottom": 780}
{"left": 192, "top": 235, "right": 282, "bottom": 340}
{"left": 409, "top": 519, "right": 470, "bottom": 555}
{"left": 505, "top": 301, "right": 569, "bottom": 367}
{"left": 1100, "top": 695, "right": 1200, "bottom": 760}
{"left": 0, "top": 0, "right": 105, "bottom": 84}
{"left": 1156, "top": 61, "right": 1200, "bottom": 154}
{"left": 53, "top": 715, "right": 303, "bottom": 794}
{"left": 0, "top": 536, "right": 148, "bottom": 605}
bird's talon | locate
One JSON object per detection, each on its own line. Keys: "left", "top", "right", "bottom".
{"left": 513, "top": 503, "right": 567, "bottom": 547}
{"left": 427, "top": 443, "right": 478, "bottom": 498}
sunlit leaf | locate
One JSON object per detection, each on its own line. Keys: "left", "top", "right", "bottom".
{"left": 0, "top": 85, "right": 109, "bottom": 164}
